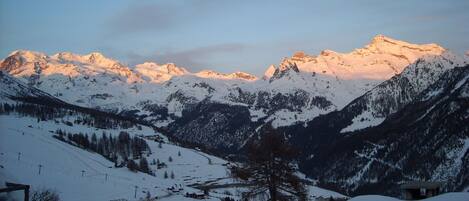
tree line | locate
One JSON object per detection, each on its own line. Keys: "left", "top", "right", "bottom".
{"left": 54, "top": 130, "right": 151, "bottom": 174}
{"left": 0, "top": 102, "right": 138, "bottom": 130}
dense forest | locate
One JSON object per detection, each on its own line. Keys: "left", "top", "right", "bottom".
{"left": 0, "top": 102, "right": 139, "bottom": 130}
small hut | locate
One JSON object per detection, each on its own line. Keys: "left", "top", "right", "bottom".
{"left": 400, "top": 181, "right": 442, "bottom": 200}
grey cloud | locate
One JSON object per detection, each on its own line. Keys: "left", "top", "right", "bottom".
{"left": 106, "top": 1, "right": 227, "bottom": 35}
{"left": 109, "top": 4, "right": 176, "bottom": 33}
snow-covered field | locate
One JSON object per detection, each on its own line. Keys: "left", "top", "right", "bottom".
{"left": 0, "top": 114, "right": 231, "bottom": 201}
{"left": 349, "top": 192, "right": 469, "bottom": 201}
{"left": 0, "top": 114, "right": 345, "bottom": 201}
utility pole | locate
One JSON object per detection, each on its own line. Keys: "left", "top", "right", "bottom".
{"left": 134, "top": 185, "right": 138, "bottom": 198}
{"left": 38, "top": 164, "right": 42, "bottom": 175}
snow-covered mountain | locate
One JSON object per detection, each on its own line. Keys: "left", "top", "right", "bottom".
{"left": 0, "top": 35, "right": 455, "bottom": 128}
{"left": 1, "top": 35, "right": 469, "bottom": 198}
{"left": 0, "top": 71, "right": 61, "bottom": 104}
{"left": 0, "top": 50, "right": 258, "bottom": 124}
{"left": 292, "top": 66, "right": 469, "bottom": 196}
{"left": 269, "top": 35, "right": 446, "bottom": 81}
{"left": 340, "top": 51, "right": 467, "bottom": 132}
{"left": 0, "top": 77, "right": 346, "bottom": 201}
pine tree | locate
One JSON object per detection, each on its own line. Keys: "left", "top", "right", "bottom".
{"left": 170, "top": 171, "right": 175, "bottom": 179}
{"left": 164, "top": 171, "right": 168, "bottom": 179}
{"left": 168, "top": 156, "right": 173, "bottom": 162}
{"left": 139, "top": 157, "right": 150, "bottom": 174}
{"left": 178, "top": 151, "right": 181, "bottom": 157}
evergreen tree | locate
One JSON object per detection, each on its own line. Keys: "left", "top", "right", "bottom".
{"left": 170, "top": 171, "right": 175, "bottom": 179}
{"left": 139, "top": 157, "right": 150, "bottom": 174}
{"left": 164, "top": 171, "right": 168, "bottom": 179}
{"left": 168, "top": 156, "right": 173, "bottom": 162}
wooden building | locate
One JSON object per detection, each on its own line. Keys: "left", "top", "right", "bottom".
{"left": 400, "top": 181, "right": 442, "bottom": 200}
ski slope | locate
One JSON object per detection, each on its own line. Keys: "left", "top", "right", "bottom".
{"left": 0, "top": 114, "right": 231, "bottom": 201}
{"left": 0, "top": 114, "right": 346, "bottom": 201}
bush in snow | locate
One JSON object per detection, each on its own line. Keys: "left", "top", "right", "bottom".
{"left": 31, "top": 189, "right": 60, "bottom": 201}
{"left": 127, "top": 160, "right": 139, "bottom": 172}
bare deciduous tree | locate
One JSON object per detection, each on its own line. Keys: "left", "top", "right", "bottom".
{"left": 232, "top": 126, "right": 307, "bottom": 201}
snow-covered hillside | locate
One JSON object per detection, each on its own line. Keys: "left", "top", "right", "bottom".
{"left": 0, "top": 113, "right": 346, "bottom": 201}
{"left": 348, "top": 193, "right": 469, "bottom": 201}
{"left": 0, "top": 114, "right": 230, "bottom": 201}
{"left": 0, "top": 71, "right": 61, "bottom": 104}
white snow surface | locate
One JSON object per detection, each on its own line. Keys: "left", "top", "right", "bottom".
{"left": 341, "top": 110, "right": 385, "bottom": 133}
{"left": 349, "top": 192, "right": 469, "bottom": 201}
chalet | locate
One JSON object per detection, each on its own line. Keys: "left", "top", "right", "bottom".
{"left": 142, "top": 135, "right": 165, "bottom": 143}
{"left": 185, "top": 192, "right": 207, "bottom": 199}
{"left": 400, "top": 181, "right": 442, "bottom": 200}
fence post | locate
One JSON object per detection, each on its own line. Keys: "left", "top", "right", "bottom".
{"left": 134, "top": 185, "right": 138, "bottom": 198}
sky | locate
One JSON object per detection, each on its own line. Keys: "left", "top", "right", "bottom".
{"left": 1, "top": 0, "right": 468, "bottom": 75}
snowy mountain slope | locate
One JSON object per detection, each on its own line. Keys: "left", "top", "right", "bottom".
{"left": 134, "top": 62, "right": 189, "bottom": 83}
{"left": 0, "top": 35, "right": 455, "bottom": 128}
{"left": 167, "top": 51, "right": 467, "bottom": 156}
{"left": 0, "top": 71, "right": 62, "bottom": 104}
{"left": 290, "top": 66, "right": 469, "bottom": 196}
{"left": 340, "top": 51, "right": 466, "bottom": 132}
{"left": 0, "top": 50, "right": 257, "bottom": 123}
{"left": 268, "top": 35, "right": 446, "bottom": 81}
{"left": 207, "top": 35, "right": 455, "bottom": 127}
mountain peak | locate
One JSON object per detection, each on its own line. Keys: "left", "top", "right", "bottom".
{"left": 228, "top": 71, "right": 257, "bottom": 81}
{"left": 370, "top": 34, "right": 392, "bottom": 44}
{"left": 194, "top": 70, "right": 257, "bottom": 81}
{"left": 8, "top": 50, "right": 47, "bottom": 61}
{"left": 365, "top": 34, "right": 445, "bottom": 53}
{"left": 87, "top": 52, "right": 105, "bottom": 59}
{"left": 261, "top": 35, "right": 449, "bottom": 81}
{"left": 269, "top": 59, "right": 300, "bottom": 82}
